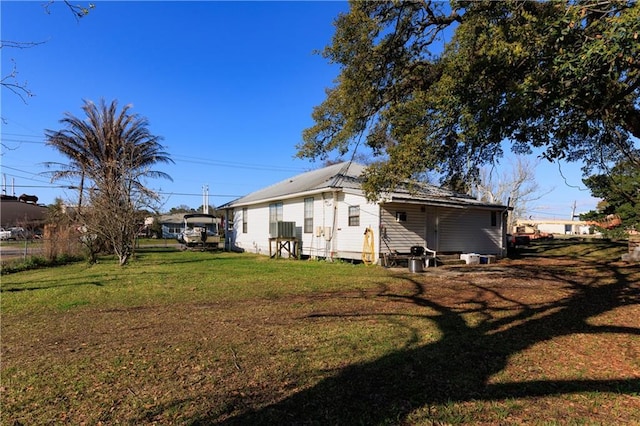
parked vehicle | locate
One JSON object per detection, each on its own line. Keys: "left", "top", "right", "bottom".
{"left": 0, "top": 228, "right": 11, "bottom": 240}
{"left": 178, "top": 213, "right": 220, "bottom": 249}
{"left": 9, "top": 227, "right": 31, "bottom": 240}
{"left": 507, "top": 233, "right": 530, "bottom": 255}
{"left": 512, "top": 224, "right": 553, "bottom": 240}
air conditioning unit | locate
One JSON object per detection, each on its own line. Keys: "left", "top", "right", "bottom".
{"left": 270, "top": 221, "right": 296, "bottom": 238}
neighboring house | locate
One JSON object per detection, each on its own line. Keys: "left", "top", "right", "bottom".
{"left": 157, "top": 213, "right": 190, "bottom": 240}
{"left": 219, "top": 162, "right": 510, "bottom": 263}
{"left": 515, "top": 219, "right": 593, "bottom": 235}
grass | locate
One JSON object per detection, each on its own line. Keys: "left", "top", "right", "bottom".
{"left": 523, "top": 237, "right": 629, "bottom": 260}
{"left": 2, "top": 241, "right": 639, "bottom": 424}
{"left": 2, "top": 250, "right": 382, "bottom": 314}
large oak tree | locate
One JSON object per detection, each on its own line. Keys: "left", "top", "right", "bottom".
{"left": 298, "top": 0, "right": 640, "bottom": 199}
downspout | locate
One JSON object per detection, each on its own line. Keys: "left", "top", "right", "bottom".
{"left": 321, "top": 192, "right": 330, "bottom": 258}
{"left": 331, "top": 190, "right": 339, "bottom": 260}
{"left": 434, "top": 207, "right": 439, "bottom": 252}
{"left": 224, "top": 207, "right": 232, "bottom": 251}
{"left": 378, "top": 203, "right": 382, "bottom": 265}
{"left": 501, "top": 197, "right": 511, "bottom": 257}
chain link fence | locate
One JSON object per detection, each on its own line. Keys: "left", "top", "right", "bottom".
{"left": 1, "top": 233, "right": 183, "bottom": 267}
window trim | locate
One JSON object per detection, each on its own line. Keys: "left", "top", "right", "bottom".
{"left": 269, "top": 202, "right": 283, "bottom": 225}
{"left": 242, "top": 207, "right": 248, "bottom": 233}
{"left": 348, "top": 205, "right": 360, "bottom": 227}
{"left": 304, "top": 197, "right": 314, "bottom": 234}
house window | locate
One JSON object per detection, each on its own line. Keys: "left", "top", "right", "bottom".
{"left": 396, "top": 212, "right": 407, "bottom": 222}
{"left": 304, "top": 197, "right": 314, "bottom": 233}
{"left": 348, "top": 205, "right": 360, "bottom": 226}
{"left": 491, "top": 211, "right": 497, "bottom": 227}
{"left": 269, "top": 202, "right": 283, "bottom": 226}
{"left": 242, "top": 207, "right": 248, "bottom": 233}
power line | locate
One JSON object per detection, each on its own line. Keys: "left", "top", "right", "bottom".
{"left": 1, "top": 133, "right": 44, "bottom": 138}
{"left": 2, "top": 140, "right": 310, "bottom": 173}
{"left": 0, "top": 165, "right": 54, "bottom": 184}
{"left": 171, "top": 155, "right": 306, "bottom": 173}
{"left": 0, "top": 138, "right": 47, "bottom": 145}
{"left": 157, "top": 191, "right": 241, "bottom": 198}
{"left": 0, "top": 184, "right": 75, "bottom": 189}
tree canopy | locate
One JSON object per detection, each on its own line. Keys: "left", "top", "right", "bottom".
{"left": 298, "top": 0, "right": 640, "bottom": 199}
{"left": 581, "top": 159, "right": 639, "bottom": 233}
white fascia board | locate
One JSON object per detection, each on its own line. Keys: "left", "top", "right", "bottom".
{"left": 385, "top": 196, "right": 509, "bottom": 210}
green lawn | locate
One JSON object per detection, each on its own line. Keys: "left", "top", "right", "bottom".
{"left": 2, "top": 243, "right": 639, "bottom": 424}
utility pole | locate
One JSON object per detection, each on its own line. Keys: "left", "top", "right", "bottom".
{"left": 202, "top": 185, "right": 209, "bottom": 214}
{"left": 570, "top": 200, "right": 577, "bottom": 220}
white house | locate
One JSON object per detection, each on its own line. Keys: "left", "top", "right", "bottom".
{"left": 220, "top": 162, "right": 510, "bottom": 263}
{"left": 515, "top": 219, "right": 593, "bottom": 236}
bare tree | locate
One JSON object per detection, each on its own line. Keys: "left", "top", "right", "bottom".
{"left": 475, "top": 157, "right": 547, "bottom": 230}
{"left": 43, "top": 1, "right": 94, "bottom": 20}
{"left": 1, "top": 2, "right": 93, "bottom": 105}
{"left": 0, "top": 44, "right": 43, "bottom": 104}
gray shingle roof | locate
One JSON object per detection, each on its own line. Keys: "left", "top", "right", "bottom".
{"left": 221, "top": 162, "right": 365, "bottom": 207}
{"left": 221, "top": 162, "right": 508, "bottom": 209}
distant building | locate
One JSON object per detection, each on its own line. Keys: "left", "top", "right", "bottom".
{"left": 0, "top": 197, "right": 47, "bottom": 228}
{"left": 157, "top": 213, "right": 188, "bottom": 239}
{"left": 515, "top": 219, "right": 592, "bottom": 235}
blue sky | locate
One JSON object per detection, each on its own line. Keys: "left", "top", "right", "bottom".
{"left": 1, "top": 1, "right": 599, "bottom": 218}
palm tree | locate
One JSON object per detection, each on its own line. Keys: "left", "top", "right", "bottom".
{"left": 45, "top": 99, "right": 173, "bottom": 265}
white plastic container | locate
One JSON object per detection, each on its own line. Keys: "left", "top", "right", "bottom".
{"left": 460, "top": 253, "right": 480, "bottom": 265}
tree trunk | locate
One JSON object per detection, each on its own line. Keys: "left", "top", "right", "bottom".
{"left": 624, "top": 110, "right": 640, "bottom": 141}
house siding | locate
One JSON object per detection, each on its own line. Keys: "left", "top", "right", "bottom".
{"left": 229, "top": 191, "right": 381, "bottom": 261}
{"left": 231, "top": 197, "right": 504, "bottom": 259}
{"left": 231, "top": 203, "right": 270, "bottom": 254}
{"left": 302, "top": 192, "right": 336, "bottom": 259}
{"left": 380, "top": 203, "right": 428, "bottom": 254}
{"left": 380, "top": 203, "right": 504, "bottom": 255}
{"left": 332, "top": 192, "right": 380, "bottom": 260}
{"left": 437, "top": 207, "right": 503, "bottom": 254}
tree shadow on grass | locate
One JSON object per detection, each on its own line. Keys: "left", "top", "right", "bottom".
{"left": 1, "top": 272, "right": 108, "bottom": 292}
{"left": 190, "top": 261, "right": 639, "bottom": 425}
{"left": 526, "top": 239, "right": 628, "bottom": 260}
{"left": 0, "top": 281, "right": 104, "bottom": 292}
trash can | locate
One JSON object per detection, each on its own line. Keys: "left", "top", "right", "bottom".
{"left": 408, "top": 257, "right": 424, "bottom": 273}
{"left": 410, "top": 246, "right": 425, "bottom": 256}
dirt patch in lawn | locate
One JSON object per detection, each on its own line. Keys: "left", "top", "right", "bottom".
{"left": 2, "top": 254, "right": 639, "bottom": 424}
